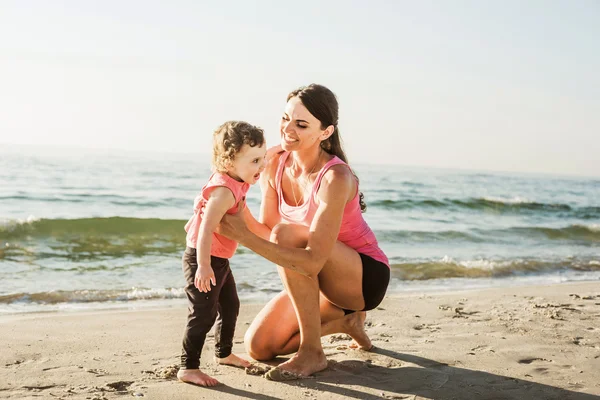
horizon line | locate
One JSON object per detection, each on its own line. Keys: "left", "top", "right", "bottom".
{"left": 1, "top": 142, "right": 598, "bottom": 180}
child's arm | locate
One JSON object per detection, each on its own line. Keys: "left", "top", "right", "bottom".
{"left": 195, "top": 187, "right": 236, "bottom": 293}
{"left": 243, "top": 205, "right": 272, "bottom": 241}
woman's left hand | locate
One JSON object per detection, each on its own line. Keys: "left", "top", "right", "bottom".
{"left": 216, "top": 198, "right": 249, "bottom": 242}
{"left": 265, "top": 144, "right": 283, "bottom": 161}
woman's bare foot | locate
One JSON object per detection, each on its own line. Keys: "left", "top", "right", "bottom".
{"left": 344, "top": 311, "right": 373, "bottom": 350}
{"left": 177, "top": 368, "right": 219, "bottom": 387}
{"left": 214, "top": 353, "right": 251, "bottom": 368}
{"left": 275, "top": 347, "right": 328, "bottom": 377}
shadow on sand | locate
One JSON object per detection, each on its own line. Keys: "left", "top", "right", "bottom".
{"left": 273, "top": 347, "right": 599, "bottom": 400}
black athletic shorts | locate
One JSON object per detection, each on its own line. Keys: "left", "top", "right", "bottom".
{"left": 343, "top": 253, "right": 390, "bottom": 314}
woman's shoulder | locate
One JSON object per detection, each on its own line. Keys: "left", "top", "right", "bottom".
{"left": 321, "top": 162, "right": 354, "bottom": 185}
{"left": 320, "top": 153, "right": 352, "bottom": 179}
{"left": 318, "top": 160, "right": 356, "bottom": 201}
{"left": 263, "top": 150, "right": 287, "bottom": 186}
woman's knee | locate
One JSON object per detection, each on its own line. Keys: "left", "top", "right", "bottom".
{"left": 270, "top": 223, "right": 307, "bottom": 248}
{"left": 244, "top": 326, "right": 274, "bottom": 361}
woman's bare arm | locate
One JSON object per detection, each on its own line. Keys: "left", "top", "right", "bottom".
{"left": 259, "top": 155, "right": 281, "bottom": 229}
{"left": 242, "top": 153, "right": 281, "bottom": 240}
{"left": 232, "top": 165, "right": 354, "bottom": 277}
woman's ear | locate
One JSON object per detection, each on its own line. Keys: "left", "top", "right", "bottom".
{"left": 321, "top": 125, "right": 335, "bottom": 141}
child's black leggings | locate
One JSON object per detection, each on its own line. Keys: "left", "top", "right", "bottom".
{"left": 180, "top": 247, "right": 240, "bottom": 369}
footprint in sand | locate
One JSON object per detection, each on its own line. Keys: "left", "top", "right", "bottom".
{"left": 379, "top": 393, "right": 413, "bottom": 399}
{"left": 453, "top": 307, "right": 480, "bottom": 318}
{"left": 22, "top": 384, "right": 61, "bottom": 391}
{"left": 413, "top": 323, "right": 441, "bottom": 332}
{"left": 106, "top": 380, "right": 134, "bottom": 392}
{"left": 518, "top": 357, "right": 552, "bottom": 364}
{"left": 571, "top": 336, "right": 592, "bottom": 346}
{"left": 153, "top": 364, "right": 179, "bottom": 379}
{"left": 469, "top": 345, "right": 495, "bottom": 354}
{"left": 517, "top": 358, "right": 555, "bottom": 379}
{"left": 532, "top": 367, "right": 550, "bottom": 375}
{"left": 86, "top": 368, "right": 108, "bottom": 376}
{"left": 245, "top": 363, "right": 271, "bottom": 376}
{"left": 328, "top": 334, "right": 352, "bottom": 343}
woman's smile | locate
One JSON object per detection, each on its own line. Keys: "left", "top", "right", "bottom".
{"left": 282, "top": 133, "right": 299, "bottom": 144}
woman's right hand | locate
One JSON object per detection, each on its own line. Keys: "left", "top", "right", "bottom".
{"left": 195, "top": 265, "right": 216, "bottom": 293}
{"left": 216, "top": 199, "right": 250, "bottom": 242}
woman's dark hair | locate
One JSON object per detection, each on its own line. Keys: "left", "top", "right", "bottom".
{"left": 287, "top": 84, "right": 367, "bottom": 212}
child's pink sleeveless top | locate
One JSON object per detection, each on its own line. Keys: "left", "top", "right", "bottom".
{"left": 184, "top": 172, "right": 250, "bottom": 259}
{"left": 275, "top": 152, "right": 389, "bottom": 266}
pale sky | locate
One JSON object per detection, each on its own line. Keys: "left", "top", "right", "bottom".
{"left": 1, "top": 1, "right": 599, "bottom": 176}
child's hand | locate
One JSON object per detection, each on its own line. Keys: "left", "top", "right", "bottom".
{"left": 195, "top": 265, "right": 216, "bottom": 293}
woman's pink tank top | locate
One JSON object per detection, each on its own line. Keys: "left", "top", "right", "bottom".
{"left": 184, "top": 172, "right": 250, "bottom": 259}
{"left": 275, "top": 152, "right": 389, "bottom": 266}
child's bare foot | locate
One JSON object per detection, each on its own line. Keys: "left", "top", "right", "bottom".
{"left": 177, "top": 368, "right": 220, "bottom": 387}
{"left": 215, "top": 353, "right": 251, "bottom": 368}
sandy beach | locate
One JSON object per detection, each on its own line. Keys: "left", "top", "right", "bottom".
{"left": 1, "top": 281, "right": 599, "bottom": 400}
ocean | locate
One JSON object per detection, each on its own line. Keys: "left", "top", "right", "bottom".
{"left": 1, "top": 146, "right": 599, "bottom": 314}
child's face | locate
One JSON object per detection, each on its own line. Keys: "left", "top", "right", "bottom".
{"left": 226, "top": 143, "right": 267, "bottom": 184}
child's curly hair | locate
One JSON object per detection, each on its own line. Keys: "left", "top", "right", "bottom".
{"left": 212, "top": 121, "right": 265, "bottom": 172}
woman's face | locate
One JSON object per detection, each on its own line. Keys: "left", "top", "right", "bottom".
{"left": 279, "top": 96, "right": 325, "bottom": 152}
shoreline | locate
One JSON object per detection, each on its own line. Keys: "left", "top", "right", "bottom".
{"left": 1, "top": 281, "right": 599, "bottom": 399}
{"left": 2, "top": 274, "right": 599, "bottom": 317}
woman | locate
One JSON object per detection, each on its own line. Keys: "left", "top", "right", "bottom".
{"left": 217, "top": 84, "right": 390, "bottom": 380}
